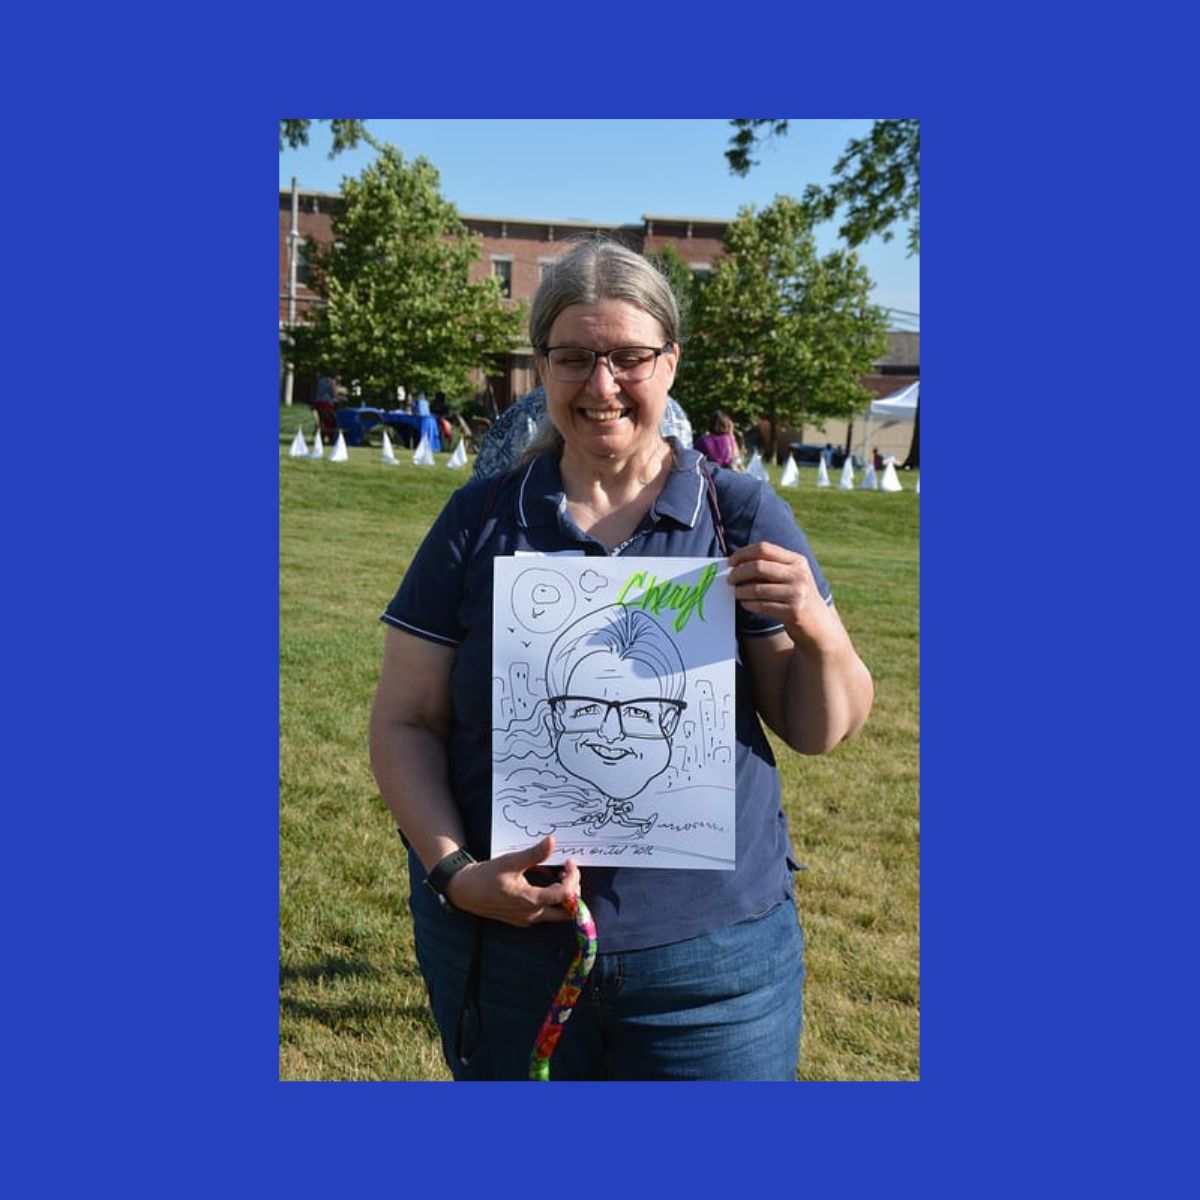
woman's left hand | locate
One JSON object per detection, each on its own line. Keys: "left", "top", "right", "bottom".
{"left": 727, "top": 541, "right": 840, "bottom": 651}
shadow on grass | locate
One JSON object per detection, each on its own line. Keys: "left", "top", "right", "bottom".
{"left": 280, "top": 955, "right": 377, "bottom": 984}
{"left": 281, "top": 994, "right": 441, "bottom": 1041}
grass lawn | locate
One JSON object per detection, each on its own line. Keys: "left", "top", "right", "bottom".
{"left": 279, "top": 405, "right": 920, "bottom": 1080}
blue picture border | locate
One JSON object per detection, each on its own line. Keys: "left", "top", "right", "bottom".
{"left": 14, "top": 9, "right": 1166, "bottom": 1189}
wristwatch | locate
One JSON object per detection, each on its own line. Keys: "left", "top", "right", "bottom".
{"left": 424, "top": 847, "right": 476, "bottom": 911}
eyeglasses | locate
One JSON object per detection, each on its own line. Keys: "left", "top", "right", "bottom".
{"left": 549, "top": 695, "right": 686, "bottom": 739}
{"left": 540, "top": 342, "right": 674, "bottom": 383}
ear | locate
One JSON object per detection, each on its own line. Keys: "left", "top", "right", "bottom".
{"left": 536, "top": 355, "right": 549, "bottom": 389}
{"left": 661, "top": 342, "right": 680, "bottom": 389}
{"left": 660, "top": 707, "right": 681, "bottom": 739}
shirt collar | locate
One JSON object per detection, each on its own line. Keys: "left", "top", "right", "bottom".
{"left": 516, "top": 441, "right": 707, "bottom": 531}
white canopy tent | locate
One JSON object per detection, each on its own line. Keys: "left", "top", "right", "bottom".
{"left": 860, "top": 380, "right": 918, "bottom": 461}
{"left": 868, "top": 379, "right": 918, "bottom": 422}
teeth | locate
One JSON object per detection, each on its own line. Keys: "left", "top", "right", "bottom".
{"left": 582, "top": 409, "right": 624, "bottom": 422}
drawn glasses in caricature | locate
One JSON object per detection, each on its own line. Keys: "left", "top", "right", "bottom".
{"left": 548, "top": 695, "right": 685, "bottom": 739}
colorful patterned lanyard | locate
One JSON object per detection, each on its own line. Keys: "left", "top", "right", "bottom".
{"left": 529, "top": 893, "right": 598, "bottom": 1081}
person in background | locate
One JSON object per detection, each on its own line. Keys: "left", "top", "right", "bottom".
{"left": 471, "top": 384, "right": 693, "bottom": 481}
{"left": 311, "top": 374, "right": 340, "bottom": 442}
{"left": 370, "top": 236, "right": 873, "bottom": 1081}
{"left": 694, "top": 410, "right": 739, "bottom": 469}
{"left": 872, "top": 447, "right": 884, "bottom": 471}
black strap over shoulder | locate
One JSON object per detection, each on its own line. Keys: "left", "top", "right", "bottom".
{"left": 696, "top": 458, "right": 729, "bottom": 556}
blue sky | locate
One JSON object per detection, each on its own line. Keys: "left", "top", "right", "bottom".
{"left": 279, "top": 119, "right": 919, "bottom": 325}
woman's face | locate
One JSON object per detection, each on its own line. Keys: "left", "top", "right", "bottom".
{"left": 538, "top": 299, "right": 678, "bottom": 465}
{"left": 553, "top": 649, "right": 673, "bottom": 801}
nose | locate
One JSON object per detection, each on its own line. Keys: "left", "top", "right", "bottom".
{"left": 598, "top": 703, "right": 624, "bottom": 740}
{"left": 585, "top": 354, "right": 621, "bottom": 398}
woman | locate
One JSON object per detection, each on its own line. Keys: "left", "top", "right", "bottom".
{"left": 369, "top": 238, "right": 873, "bottom": 1081}
{"left": 694, "top": 409, "right": 740, "bottom": 469}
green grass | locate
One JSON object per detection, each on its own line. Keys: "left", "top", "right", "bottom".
{"left": 279, "top": 407, "right": 920, "bottom": 1080}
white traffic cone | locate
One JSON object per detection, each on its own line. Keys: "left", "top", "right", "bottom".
{"left": 289, "top": 428, "right": 308, "bottom": 457}
{"left": 838, "top": 457, "right": 855, "bottom": 489}
{"left": 915, "top": 474, "right": 920, "bottom": 495}
{"left": 816, "top": 457, "right": 831, "bottom": 488}
{"left": 860, "top": 463, "right": 879, "bottom": 490}
{"left": 447, "top": 439, "right": 468, "bottom": 468}
{"left": 779, "top": 454, "right": 799, "bottom": 488}
{"left": 412, "top": 434, "right": 435, "bottom": 466}
{"left": 330, "top": 431, "right": 349, "bottom": 462}
{"left": 308, "top": 430, "right": 324, "bottom": 459}
{"left": 746, "top": 451, "right": 770, "bottom": 483}
{"left": 880, "top": 459, "right": 903, "bottom": 491}
{"left": 380, "top": 429, "right": 398, "bottom": 464}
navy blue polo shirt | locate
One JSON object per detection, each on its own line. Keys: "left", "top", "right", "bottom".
{"left": 382, "top": 444, "right": 833, "bottom": 952}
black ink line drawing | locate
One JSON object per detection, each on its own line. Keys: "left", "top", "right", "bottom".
{"left": 497, "top": 605, "right": 688, "bottom": 839}
{"left": 510, "top": 567, "right": 578, "bottom": 634}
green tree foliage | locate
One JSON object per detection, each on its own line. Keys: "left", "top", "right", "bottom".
{"left": 725, "top": 118, "right": 921, "bottom": 465}
{"left": 726, "top": 118, "right": 919, "bottom": 255}
{"left": 802, "top": 119, "right": 920, "bottom": 256}
{"left": 725, "top": 119, "right": 790, "bottom": 176}
{"left": 284, "top": 144, "right": 525, "bottom": 403}
{"left": 279, "top": 119, "right": 367, "bottom": 156}
{"left": 676, "top": 197, "right": 889, "bottom": 458}
{"left": 646, "top": 242, "right": 701, "bottom": 333}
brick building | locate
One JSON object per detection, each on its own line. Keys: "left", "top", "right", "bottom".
{"left": 279, "top": 187, "right": 917, "bottom": 449}
{"left": 279, "top": 188, "right": 728, "bottom": 409}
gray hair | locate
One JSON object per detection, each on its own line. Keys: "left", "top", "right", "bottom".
{"left": 529, "top": 237, "right": 680, "bottom": 353}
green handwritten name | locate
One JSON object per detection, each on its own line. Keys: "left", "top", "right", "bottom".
{"left": 615, "top": 562, "right": 719, "bottom": 632}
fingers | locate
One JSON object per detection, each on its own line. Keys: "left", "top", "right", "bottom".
{"left": 454, "top": 838, "right": 583, "bottom": 926}
{"left": 494, "top": 834, "right": 555, "bottom": 872}
{"left": 727, "top": 544, "right": 813, "bottom": 608}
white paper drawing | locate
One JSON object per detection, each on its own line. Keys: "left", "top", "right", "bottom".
{"left": 492, "top": 556, "right": 736, "bottom": 870}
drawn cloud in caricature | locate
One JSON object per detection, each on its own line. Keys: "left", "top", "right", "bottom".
{"left": 497, "top": 766, "right": 607, "bottom": 837}
{"left": 579, "top": 569, "right": 608, "bottom": 596}
{"left": 511, "top": 568, "right": 577, "bottom": 634}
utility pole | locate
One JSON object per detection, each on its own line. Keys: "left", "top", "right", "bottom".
{"left": 282, "top": 177, "right": 299, "bottom": 406}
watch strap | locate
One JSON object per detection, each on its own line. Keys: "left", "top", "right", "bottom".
{"left": 424, "top": 848, "right": 476, "bottom": 910}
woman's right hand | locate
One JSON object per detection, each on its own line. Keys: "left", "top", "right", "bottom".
{"left": 444, "top": 836, "right": 581, "bottom": 926}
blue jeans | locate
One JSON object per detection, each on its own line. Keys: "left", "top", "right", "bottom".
{"left": 409, "top": 857, "right": 805, "bottom": 1081}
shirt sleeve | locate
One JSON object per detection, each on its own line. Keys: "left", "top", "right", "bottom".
{"left": 381, "top": 483, "right": 489, "bottom": 646}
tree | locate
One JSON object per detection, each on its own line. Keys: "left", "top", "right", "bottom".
{"left": 676, "top": 197, "right": 889, "bottom": 461}
{"left": 725, "top": 119, "right": 790, "bottom": 176}
{"left": 279, "top": 119, "right": 367, "bottom": 156}
{"left": 283, "top": 143, "right": 525, "bottom": 403}
{"left": 726, "top": 118, "right": 922, "bottom": 465}
{"left": 801, "top": 119, "right": 920, "bottom": 256}
{"left": 725, "top": 119, "right": 919, "bottom": 254}
{"left": 646, "top": 242, "right": 701, "bottom": 331}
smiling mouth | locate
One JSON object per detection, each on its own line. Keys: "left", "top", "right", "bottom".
{"left": 579, "top": 407, "right": 629, "bottom": 423}
{"left": 583, "top": 742, "right": 635, "bottom": 762}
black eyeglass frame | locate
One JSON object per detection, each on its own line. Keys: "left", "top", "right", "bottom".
{"left": 538, "top": 341, "right": 675, "bottom": 382}
{"left": 548, "top": 694, "right": 687, "bottom": 738}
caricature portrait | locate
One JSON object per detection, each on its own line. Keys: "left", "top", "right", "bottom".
{"left": 546, "top": 604, "right": 686, "bottom": 834}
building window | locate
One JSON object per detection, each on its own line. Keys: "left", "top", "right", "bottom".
{"left": 492, "top": 257, "right": 513, "bottom": 298}
{"left": 295, "top": 241, "right": 310, "bottom": 287}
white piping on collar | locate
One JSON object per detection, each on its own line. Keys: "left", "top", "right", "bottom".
{"left": 686, "top": 454, "right": 705, "bottom": 528}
